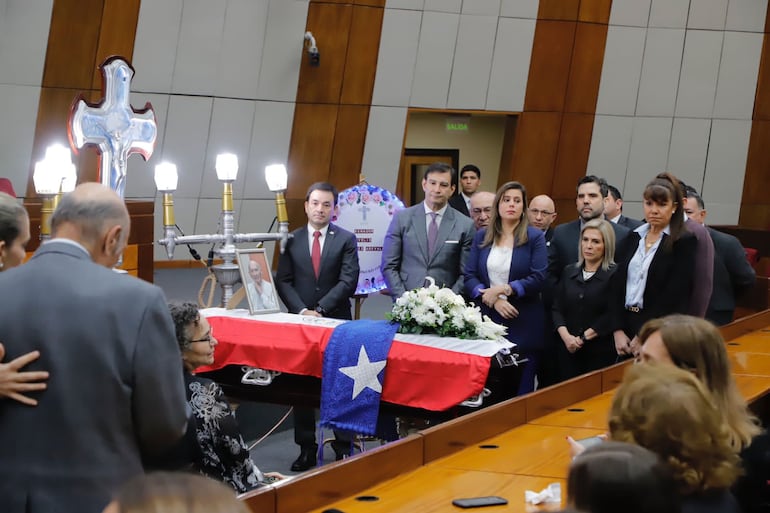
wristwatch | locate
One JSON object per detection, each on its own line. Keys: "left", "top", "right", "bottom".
{"left": 503, "top": 284, "right": 513, "bottom": 296}
{"left": 315, "top": 305, "right": 326, "bottom": 315}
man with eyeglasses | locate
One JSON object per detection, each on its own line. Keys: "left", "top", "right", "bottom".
{"left": 469, "top": 191, "right": 495, "bottom": 230}
{"left": 527, "top": 195, "right": 558, "bottom": 245}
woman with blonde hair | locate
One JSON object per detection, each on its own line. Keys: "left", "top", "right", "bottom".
{"left": 609, "top": 364, "right": 741, "bottom": 511}
{"left": 552, "top": 218, "right": 617, "bottom": 380}
{"left": 464, "top": 181, "right": 547, "bottom": 396}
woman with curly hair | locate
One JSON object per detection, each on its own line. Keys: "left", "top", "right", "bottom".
{"left": 609, "top": 364, "right": 741, "bottom": 512}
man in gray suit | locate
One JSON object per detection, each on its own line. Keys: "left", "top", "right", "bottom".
{"left": 0, "top": 183, "right": 188, "bottom": 513}
{"left": 382, "top": 162, "right": 475, "bottom": 299}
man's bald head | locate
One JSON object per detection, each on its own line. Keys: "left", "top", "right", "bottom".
{"left": 51, "top": 183, "right": 130, "bottom": 267}
{"left": 528, "top": 194, "right": 557, "bottom": 232}
{"left": 469, "top": 191, "right": 495, "bottom": 229}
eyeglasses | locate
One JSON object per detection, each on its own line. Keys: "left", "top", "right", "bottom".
{"left": 188, "top": 331, "right": 214, "bottom": 344}
{"left": 529, "top": 209, "right": 554, "bottom": 216}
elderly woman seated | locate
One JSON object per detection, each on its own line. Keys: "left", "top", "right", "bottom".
{"left": 168, "top": 302, "right": 264, "bottom": 493}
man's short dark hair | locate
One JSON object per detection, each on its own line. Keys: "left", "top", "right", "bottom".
{"left": 685, "top": 189, "right": 705, "bottom": 210}
{"left": 460, "top": 164, "right": 480, "bottom": 179}
{"left": 577, "top": 175, "right": 609, "bottom": 198}
{"left": 423, "top": 162, "right": 456, "bottom": 182}
{"left": 305, "top": 182, "right": 339, "bottom": 206}
{"left": 607, "top": 184, "right": 622, "bottom": 201}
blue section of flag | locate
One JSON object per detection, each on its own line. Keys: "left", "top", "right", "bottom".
{"left": 319, "top": 320, "right": 399, "bottom": 436}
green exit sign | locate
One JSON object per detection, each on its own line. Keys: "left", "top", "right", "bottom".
{"left": 446, "top": 116, "right": 470, "bottom": 132}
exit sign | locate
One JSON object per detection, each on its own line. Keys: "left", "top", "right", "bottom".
{"left": 446, "top": 116, "right": 470, "bottom": 132}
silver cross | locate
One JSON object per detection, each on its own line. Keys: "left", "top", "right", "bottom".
{"left": 69, "top": 57, "right": 157, "bottom": 198}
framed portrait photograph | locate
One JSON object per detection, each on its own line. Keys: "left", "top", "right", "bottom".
{"left": 236, "top": 248, "right": 281, "bottom": 315}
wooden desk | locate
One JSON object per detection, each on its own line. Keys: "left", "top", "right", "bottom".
{"left": 242, "top": 314, "right": 770, "bottom": 513}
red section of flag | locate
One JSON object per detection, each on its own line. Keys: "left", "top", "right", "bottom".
{"left": 199, "top": 315, "right": 492, "bottom": 411}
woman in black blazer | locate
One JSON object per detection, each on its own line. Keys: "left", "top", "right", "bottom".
{"left": 611, "top": 173, "right": 696, "bottom": 357}
{"left": 552, "top": 219, "right": 618, "bottom": 381}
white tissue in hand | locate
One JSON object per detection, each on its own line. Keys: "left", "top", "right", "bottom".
{"left": 524, "top": 483, "right": 561, "bottom": 504}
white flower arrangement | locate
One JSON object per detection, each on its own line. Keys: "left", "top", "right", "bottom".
{"left": 387, "top": 278, "right": 508, "bottom": 342}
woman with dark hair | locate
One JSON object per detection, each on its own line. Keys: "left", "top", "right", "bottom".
{"left": 552, "top": 218, "right": 618, "bottom": 380}
{"left": 0, "top": 192, "right": 48, "bottom": 405}
{"left": 610, "top": 172, "right": 696, "bottom": 357}
{"left": 568, "top": 441, "right": 680, "bottom": 513}
{"left": 464, "top": 181, "right": 547, "bottom": 396}
{"left": 168, "top": 302, "right": 264, "bottom": 493}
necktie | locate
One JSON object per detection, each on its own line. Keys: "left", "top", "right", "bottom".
{"left": 427, "top": 212, "right": 438, "bottom": 256}
{"left": 312, "top": 230, "right": 321, "bottom": 278}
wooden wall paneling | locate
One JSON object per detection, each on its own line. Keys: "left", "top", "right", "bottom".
{"left": 339, "top": 5, "right": 385, "bottom": 105}
{"left": 296, "top": 3, "right": 354, "bottom": 104}
{"left": 553, "top": 198, "right": 578, "bottom": 222}
{"left": 741, "top": 121, "right": 770, "bottom": 206}
{"left": 286, "top": 103, "right": 340, "bottom": 201}
{"left": 329, "top": 105, "right": 370, "bottom": 188}
{"left": 241, "top": 486, "right": 276, "bottom": 513}
{"left": 563, "top": 22, "right": 609, "bottom": 114}
{"left": 578, "top": 0, "right": 613, "bottom": 24}
{"left": 42, "top": 0, "right": 104, "bottom": 89}
{"left": 353, "top": 0, "right": 386, "bottom": 6}
{"left": 524, "top": 372, "right": 603, "bottom": 421}
{"left": 551, "top": 113, "right": 596, "bottom": 200}
{"left": 496, "top": 115, "right": 519, "bottom": 189}
{"left": 537, "top": 0, "right": 580, "bottom": 21}
{"left": 509, "top": 112, "right": 562, "bottom": 196}
{"left": 523, "top": 21, "right": 577, "bottom": 112}
{"left": 91, "top": 0, "right": 142, "bottom": 90}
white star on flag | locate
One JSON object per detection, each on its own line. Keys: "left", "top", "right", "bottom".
{"left": 338, "top": 345, "right": 387, "bottom": 400}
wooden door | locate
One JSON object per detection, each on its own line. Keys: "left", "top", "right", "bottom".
{"left": 397, "top": 149, "right": 458, "bottom": 206}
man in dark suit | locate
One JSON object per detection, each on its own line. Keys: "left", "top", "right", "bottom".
{"left": 684, "top": 191, "right": 755, "bottom": 326}
{"left": 448, "top": 164, "right": 480, "bottom": 217}
{"left": 528, "top": 194, "right": 558, "bottom": 245}
{"left": 382, "top": 162, "right": 475, "bottom": 298}
{"left": 605, "top": 184, "right": 643, "bottom": 230}
{"left": 275, "top": 181, "right": 360, "bottom": 470}
{"left": 0, "top": 183, "right": 188, "bottom": 513}
{"left": 548, "top": 176, "right": 630, "bottom": 285}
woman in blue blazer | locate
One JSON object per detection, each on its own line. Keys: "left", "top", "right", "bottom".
{"left": 464, "top": 181, "right": 547, "bottom": 397}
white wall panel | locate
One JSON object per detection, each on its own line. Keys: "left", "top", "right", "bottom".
{"left": 609, "top": 0, "right": 651, "bottom": 27}
{"left": 425, "top": 0, "right": 461, "bottom": 13}
{"left": 713, "top": 32, "right": 763, "bottom": 120}
{"left": 236, "top": 199, "right": 283, "bottom": 263}
{"left": 385, "top": 0, "right": 425, "bottom": 9}
{"left": 194, "top": 197, "right": 242, "bottom": 238}
{"left": 125, "top": 93, "right": 171, "bottom": 199}
{"left": 486, "top": 17, "right": 535, "bottom": 112}
{"left": 666, "top": 117, "right": 710, "bottom": 190}
{"left": 648, "top": 0, "right": 689, "bottom": 28}
{"left": 622, "top": 201, "right": 644, "bottom": 222}
{"left": 595, "top": 26, "right": 646, "bottom": 116}
{"left": 500, "top": 0, "right": 538, "bottom": 19}
{"left": 410, "top": 11, "right": 459, "bottom": 108}
{"left": 216, "top": 0, "right": 269, "bottom": 99}
{"left": 371, "top": 9, "right": 422, "bottom": 107}
{"left": 200, "top": 98, "right": 255, "bottom": 199}
{"left": 132, "top": 0, "right": 183, "bottom": 93}
{"left": 586, "top": 115, "right": 634, "bottom": 190}
{"left": 0, "top": 85, "right": 39, "bottom": 196}
{"left": 243, "top": 101, "right": 295, "bottom": 199}
{"left": 702, "top": 202, "right": 740, "bottom": 225}
{"left": 702, "top": 119, "right": 751, "bottom": 209}
{"left": 171, "top": 0, "right": 226, "bottom": 96}
{"left": 461, "top": 0, "right": 501, "bottom": 16}
{"left": 0, "top": 0, "right": 53, "bottom": 86}
{"left": 725, "top": 0, "right": 768, "bottom": 32}
{"left": 687, "top": 0, "right": 728, "bottom": 30}
{"left": 635, "top": 28, "right": 685, "bottom": 117}
{"left": 256, "top": 0, "right": 308, "bottom": 102}
{"left": 675, "top": 30, "right": 723, "bottom": 118}
{"left": 447, "top": 15, "right": 497, "bottom": 110}
{"left": 360, "top": 107, "right": 408, "bottom": 192}
{"left": 161, "top": 96, "right": 213, "bottom": 198}
{"left": 624, "top": 117, "right": 673, "bottom": 200}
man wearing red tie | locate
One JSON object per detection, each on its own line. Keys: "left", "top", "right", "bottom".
{"left": 275, "top": 182, "right": 360, "bottom": 471}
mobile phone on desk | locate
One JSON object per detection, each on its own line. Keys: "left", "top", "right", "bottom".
{"left": 452, "top": 496, "right": 508, "bottom": 508}
{"left": 575, "top": 435, "right": 604, "bottom": 449}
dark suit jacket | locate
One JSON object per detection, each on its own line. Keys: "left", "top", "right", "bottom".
{"left": 547, "top": 219, "right": 630, "bottom": 289}
{"left": 382, "top": 203, "right": 475, "bottom": 298}
{"left": 707, "top": 227, "right": 756, "bottom": 320}
{"left": 615, "top": 215, "right": 643, "bottom": 230}
{"left": 275, "top": 223, "right": 359, "bottom": 320}
{"left": 448, "top": 194, "right": 470, "bottom": 217}
{"left": 611, "top": 231, "right": 697, "bottom": 335}
{"left": 0, "top": 241, "right": 188, "bottom": 513}
{"left": 463, "top": 227, "right": 547, "bottom": 352}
